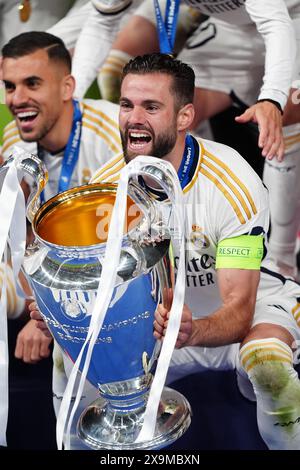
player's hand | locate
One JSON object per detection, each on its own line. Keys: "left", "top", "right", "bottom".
{"left": 235, "top": 101, "right": 284, "bottom": 162}
{"left": 29, "top": 301, "right": 52, "bottom": 338}
{"left": 14, "top": 317, "right": 52, "bottom": 364}
{"left": 153, "top": 303, "right": 193, "bottom": 349}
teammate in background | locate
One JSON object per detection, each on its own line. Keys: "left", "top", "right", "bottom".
{"left": 95, "top": 1, "right": 297, "bottom": 159}
{"left": 0, "top": 0, "right": 88, "bottom": 82}
{"left": 0, "top": 0, "right": 76, "bottom": 49}
{"left": 46, "top": 0, "right": 143, "bottom": 100}
{"left": 1, "top": 31, "right": 123, "bottom": 412}
{"left": 96, "top": 0, "right": 202, "bottom": 103}
{"left": 98, "top": 0, "right": 300, "bottom": 277}
{"left": 45, "top": 0, "right": 201, "bottom": 101}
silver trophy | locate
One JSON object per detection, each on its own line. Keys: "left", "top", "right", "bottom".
{"left": 1, "top": 151, "right": 191, "bottom": 450}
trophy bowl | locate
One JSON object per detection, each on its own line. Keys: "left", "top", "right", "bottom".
{"left": 23, "top": 179, "right": 191, "bottom": 450}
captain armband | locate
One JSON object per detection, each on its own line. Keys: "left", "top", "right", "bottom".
{"left": 216, "top": 235, "right": 264, "bottom": 270}
{"left": 92, "top": 0, "right": 132, "bottom": 14}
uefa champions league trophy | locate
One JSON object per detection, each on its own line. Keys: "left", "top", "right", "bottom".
{"left": 0, "top": 150, "right": 191, "bottom": 450}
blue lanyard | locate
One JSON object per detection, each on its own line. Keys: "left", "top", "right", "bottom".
{"left": 154, "top": 0, "right": 180, "bottom": 54}
{"left": 137, "top": 135, "right": 196, "bottom": 200}
{"left": 177, "top": 134, "right": 195, "bottom": 189}
{"left": 58, "top": 99, "right": 82, "bottom": 192}
{"left": 39, "top": 99, "right": 82, "bottom": 204}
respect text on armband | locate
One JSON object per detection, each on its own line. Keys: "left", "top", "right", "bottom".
{"left": 218, "top": 247, "right": 251, "bottom": 257}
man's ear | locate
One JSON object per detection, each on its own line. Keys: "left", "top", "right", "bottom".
{"left": 177, "top": 103, "right": 195, "bottom": 131}
{"left": 62, "top": 74, "right": 75, "bottom": 101}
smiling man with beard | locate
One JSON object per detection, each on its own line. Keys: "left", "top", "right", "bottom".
{"left": 3, "top": 45, "right": 73, "bottom": 147}
{"left": 119, "top": 55, "right": 194, "bottom": 168}
{"left": 85, "top": 54, "right": 300, "bottom": 450}
{"left": 1, "top": 31, "right": 122, "bottom": 200}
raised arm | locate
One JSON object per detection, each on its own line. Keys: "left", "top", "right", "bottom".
{"left": 71, "top": 0, "right": 137, "bottom": 99}
{"left": 236, "top": 0, "right": 296, "bottom": 161}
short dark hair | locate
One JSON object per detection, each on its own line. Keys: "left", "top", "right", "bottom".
{"left": 121, "top": 53, "right": 195, "bottom": 109}
{"left": 2, "top": 31, "right": 71, "bottom": 72}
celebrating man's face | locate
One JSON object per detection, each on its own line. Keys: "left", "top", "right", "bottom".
{"left": 2, "top": 48, "right": 70, "bottom": 143}
{"left": 119, "top": 73, "right": 178, "bottom": 163}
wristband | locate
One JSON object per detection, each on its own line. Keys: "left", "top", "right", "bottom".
{"left": 92, "top": 0, "right": 131, "bottom": 14}
{"left": 256, "top": 99, "right": 283, "bottom": 115}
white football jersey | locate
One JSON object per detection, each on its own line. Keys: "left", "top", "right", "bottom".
{"left": 91, "top": 134, "right": 295, "bottom": 318}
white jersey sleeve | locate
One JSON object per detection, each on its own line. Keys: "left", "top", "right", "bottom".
{"left": 71, "top": 0, "right": 141, "bottom": 99}
{"left": 77, "top": 98, "right": 123, "bottom": 180}
{"left": 89, "top": 152, "right": 126, "bottom": 183}
{"left": 47, "top": 2, "right": 93, "bottom": 50}
{"left": 92, "top": 0, "right": 132, "bottom": 13}
{"left": 245, "top": 0, "right": 296, "bottom": 109}
{"left": 199, "top": 138, "right": 270, "bottom": 243}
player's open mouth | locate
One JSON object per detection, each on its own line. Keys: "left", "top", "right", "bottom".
{"left": 128, "top": 130, "right": 152, "bottom": 150}
{"left": 16, "top": 110, "right": 39, "bottom": 131}
{"left": 17, "top": 111, "right": 38, "bottom": 122}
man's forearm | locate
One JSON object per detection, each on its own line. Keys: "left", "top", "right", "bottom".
{"left": 187, "top": 303, "right": 254, "bottom": 348}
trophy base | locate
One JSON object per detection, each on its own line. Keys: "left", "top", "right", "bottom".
{"left": 77, "top": 386, "right": 191, "bottom": 450}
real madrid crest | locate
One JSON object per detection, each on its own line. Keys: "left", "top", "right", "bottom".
{"left": 190, "top": 224, "right": 210, "bottom": 250}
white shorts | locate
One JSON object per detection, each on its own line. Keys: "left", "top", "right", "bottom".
{"left": 167, "top": 277, "right": 300, "bottom": 384}
{"left": 178, "top": 13, "right": 300, "bottom": 106}
{"left": 167, "top": 343, "right": 240, "bottom": 384}
{"left": 253, "top": 277, "right": 300, "bottom": 343}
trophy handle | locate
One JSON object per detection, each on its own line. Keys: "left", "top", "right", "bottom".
{"left": 128, "top": 159, "right": 181, "bottom": 311}
{"left": 128, "top": 160, "right": 177, "bottom": 204}
{"left": 0, "top": 147, "right": 48, "bottom": 222}
{"left": 128, "top": 159, "right": 179, "bottom": 234}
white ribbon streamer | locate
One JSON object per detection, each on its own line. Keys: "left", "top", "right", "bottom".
{"left": 136, "top": 160, "right": 185, "bottom": 443}
{"left": 8, "top": 181, "right": 26, "bottom": 299}
{"left": 0, "top": 250, "right": 8, "bottom": 448}
{"left": 0, "top": 162, "right": 27, "bottom": 446}
{"left": 57, "top": 158, "right": 131, "bottom": 450}
{"left": 57, "top": 156, "right": 185, "bottom": 449}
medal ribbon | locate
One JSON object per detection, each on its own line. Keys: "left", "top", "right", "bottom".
{"left": 154, "top": 0, "right": 180, "bottom": 54}
{"left": 177, "top": 134, "right": 196, "bottom": 189}
{"left": 39, "top": 99, "right": 82, "bottom": 204}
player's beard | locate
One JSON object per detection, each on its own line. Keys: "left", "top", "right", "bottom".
{"left": 19, "top": 122, "right": 51, "bottom": 142}
{"left": 120, "top": 123, "right": 177, "bottom": 163}
{"left": 16, "top": 112, "right": 56, "bottom": 143}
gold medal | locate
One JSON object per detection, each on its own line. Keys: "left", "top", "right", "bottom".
{"left": 19, "top": 0, "right": 31, "bottom": 23}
